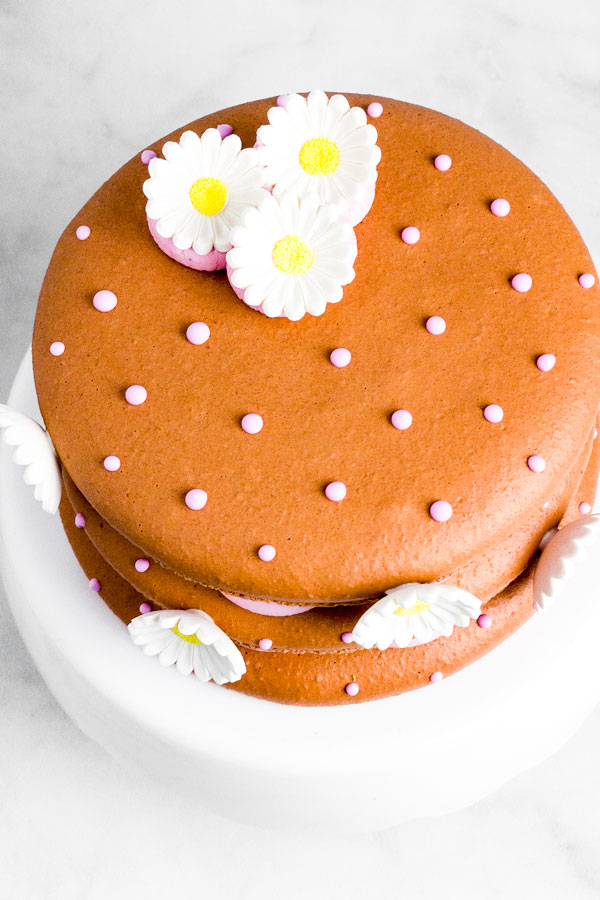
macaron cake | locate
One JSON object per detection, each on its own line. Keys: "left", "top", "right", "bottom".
{"left": 9, "top": 91, "right": 599, "bottom": 704}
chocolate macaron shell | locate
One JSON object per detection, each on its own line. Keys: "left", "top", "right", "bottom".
{"left": 35, "top": 95, "right": 600, "bottom": 604}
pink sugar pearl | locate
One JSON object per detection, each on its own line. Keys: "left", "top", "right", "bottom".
{"left": 125, "top": 384, "right": 147, "bottom": 406}
{"left": 430, "top": 671, "right": 443, "bottom": 683}
{"left": 276, "top": 94, "right": 288, "bottom": 107}
{"left": 434, "top": 154, "right": 452, "bottom": 171}
{"left": 345, "top": 682, "right": 359, "bottom": 696}
{"left": 579, "top": 502, "right": 592, "bottom": 515}
{"left": 426, "top": 316, "right": 446, "bottom": 335}
{"left": 141, "top": 149, "right": 156, "bottom": 164}
{"left": 430, "top": 500, "right": 453, "bottom": 522}
{"left": 579, "top": 273, "right": 595, "bottom": 288}
{"left": 401, "top": 226, "right": 420, "bottom": 244}
{"left": 135, "top": 558, "right": 150, "bottom": 573}
{"left": 527, "top": 455, "right": 546, "bottom": 473}
{"left": 367, "top": 101, "right": 383, "bottom": 118}
{"left": 89, "top": 578, "right": 101, "bottom": 592}
{"left": 76, "top": 225, "right": 91, "bottom": 240}
{"left": 103, "top": 455, "right": 121, "bottom": 472}
{"left": 330, "top": 347, "right": 351, "bottom": 368}
{"left": 49, "top": 341, "right": 65, "bottom": 356}
{"left": 258, "top": 638, "right": 273, "bottom": 651}
{"left": 391, "top": 409, "right": 412, "bottom": 431}
{"left": 185, "top": 489, "right": 208, "bottom": 510}
{"left": 490, "top": 198, "right": 510, "bottom": 217}
{"left": 477, "top": 614, "right": 492, "bottom": 629}
{"left": 74, "top": 513, "right": 86, "bottom": 529}
{"left": 536, "top": 354, "right": 556, "bottom": 372}
{"left": 217, "top": 124, "right": 233, "bottom": 138}
{"left": 186, "top": 321, "right": 210, "bottom": 345}
{"left": 325, "top": 481, "right": 347, "bottom": 502}
{"left": 511, "top": 273, "right": 532, "bottom": 293}
{"left": 93, "top": 289, "right": 118, "bottom": 312}
{"left": 483, "top": 404, "right": 504, "bottom": 424}
{"left": 341, "top": 632, "right": 354, "bottom": 644}
{"left": 139, "top": 602, "right": 152, "bottom": 614}
{"left": 241, "top": 413, "right": 263, "bottom": 434}
{"left": 258, "top": 544, "right": 276, "bottom": 562}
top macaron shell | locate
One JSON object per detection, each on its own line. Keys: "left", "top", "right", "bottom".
{"left": 33, "top": 95, "right": 600, "bottom": 603}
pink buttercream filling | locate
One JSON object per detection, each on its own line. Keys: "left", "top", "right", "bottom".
{"left": 147, "top": 216, "right": 227, "bottom": 271}
{"left": 221, "top": 592, "right": 314, "bottom": 617}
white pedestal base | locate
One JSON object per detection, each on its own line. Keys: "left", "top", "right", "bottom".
{"left": 2, "top": 350, "right": 600, "bottom": 834}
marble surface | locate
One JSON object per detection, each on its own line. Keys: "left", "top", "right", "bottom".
{"left": 1, "top": 0, "right": 600, "bottom": 896}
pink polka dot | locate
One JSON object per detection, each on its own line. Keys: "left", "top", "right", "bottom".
{"left": 341, "top": 632, "right": 354, "bottom": 644}
{"left": 490, "top": 198, "right": 510, "bottom": 217}
{"left": 186, "top": 322, "right": 210, "bottom": 345}
{"left": 579, "top": 273, "right": 595, "bottom": 288}
{"left": 139, "top": 602, "right": 152, "bottom": 614}
{"left": 258, "top": 638, "right": 273, "bottom": 651}
{"left": 579, "top": 502, "right": 592, "bottom": 515}
{"left": 477, "top": 614, "right": 492, "bottom": 629}
{"left": 258, "top": 544, "right": 276, "bottom": 562}
{"left": 76, "top": 225, "right": 91, "bottom": 240}
{"left": 401, "top": 226, "right": 420, "bottom": 244}
{"left": 276, "top": 94, "right": 288, "bottom": 107}
{"left": 89, "top": 578, "right": 101, "bottom": 592}
{"left": 511, "top": 273, "right": 532, "bottom": 293}
{"left": 429, "top": 671, "right": 443, "bottom": 683}
{"left": 49, "top": 341, "right": 65, "bottom": 356}
{"left": 426, "top": 316, "right": 446, "bottom": 335}
{"left": 241, "top": 413, "right": 263, "bottom": 434}
{"left": 217, "top": 124, "right": 233, "bottom": 138}
{"left": 367, "top": 102, "right": 383, "bottom": 118}
{"left": 135, "top": 558, "right": 150, "bottom": 573}
{"left": 391, "top": 409, "right": 413, "bottom": 430}
{"left": 185, "top": 489, "right": 207, "bottom": 510}
{"left": 430, "top": 500, "right": 453, "bottom": 522}
{"left": 93, "top": 290, "right": 118, "bottom": 312}
{"left": 483, "top": 404, "right": 504, "bottom": 424}
{"left": 330, "top": 348, "right": 351, "bottom": 368}
{"left": 103, "top": 455, "right": 121, "bottom": 472}
{"left": 141, "top": 149, "right": 156, "bottom": 164}
{"left": 345, "top": 682, "right": 359, "bottom": 696}
{"left": 434, "top": 154, "right": 452, "bottom": 171}
{"left": 325, "top": 481, "right": 347, "bottom": 502}
{"left": 527, "top": 455, "right": 546, "bottom": 473}
{"left": 74, "top": 513, "right": 86, "bottom": 529}
{"left": 125, "top": 384, "right": 147, "bottom": 406}
{"left": 536, "top": 354, "right": 556, "bottom": 372}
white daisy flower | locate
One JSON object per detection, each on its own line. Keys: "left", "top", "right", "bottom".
{"left": 143, "top": 128, "right": 267, "bottom": 269}
{"left": 226, "top": 191, "right": 357, "bottom": 321}
{"left": 351, "top": 583, "right": 482, "bottom": 651}
{"left": 0, "top": 404, "right": 61, "bottom": 514}
{"left": 127, "top": 609, "right": 246, "bottom": 685}
{"left": 534, "top": 514, "right": 600, "bottom": 612}
{"left": 256, "top": 91, "right": 381, "bottom": 226}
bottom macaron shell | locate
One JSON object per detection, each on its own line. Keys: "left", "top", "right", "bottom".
{"left": 59, "top": 434, "right": 599, "bottom": 705}
{"left": 147, "top": 216, "right": 227, "bottom": 271}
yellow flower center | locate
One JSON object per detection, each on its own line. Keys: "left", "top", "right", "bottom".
{"left": 299, "top": 137, "right": 340, "bottom": 175}
{"left": 272, "top": 234, "right": 314, "bottom": 275}
{"left": 171, "top": 623, "right": 202, "bottom": 645}
{"left": 189, "top": 177, "right": 228, "bottom": 215}
{"left": 394, "top": 598, "right": 432, "bottom": 617}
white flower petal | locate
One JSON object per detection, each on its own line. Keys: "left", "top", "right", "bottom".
{"left": 0, "top": 406, "right": 62, "bottom": 514}
{"left": 351, "top": 583, "right": 482, "bottom": 651}
{"left": 127, "top": 610, "right": 245, "bottom": 684}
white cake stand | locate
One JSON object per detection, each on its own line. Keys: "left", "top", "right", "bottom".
{"left": 2, "top": 350, "right": 600, "bottom": 834}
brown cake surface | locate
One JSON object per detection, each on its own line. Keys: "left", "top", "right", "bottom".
{"left": 33, "top": 95, "right": 600, "bottom": 605}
